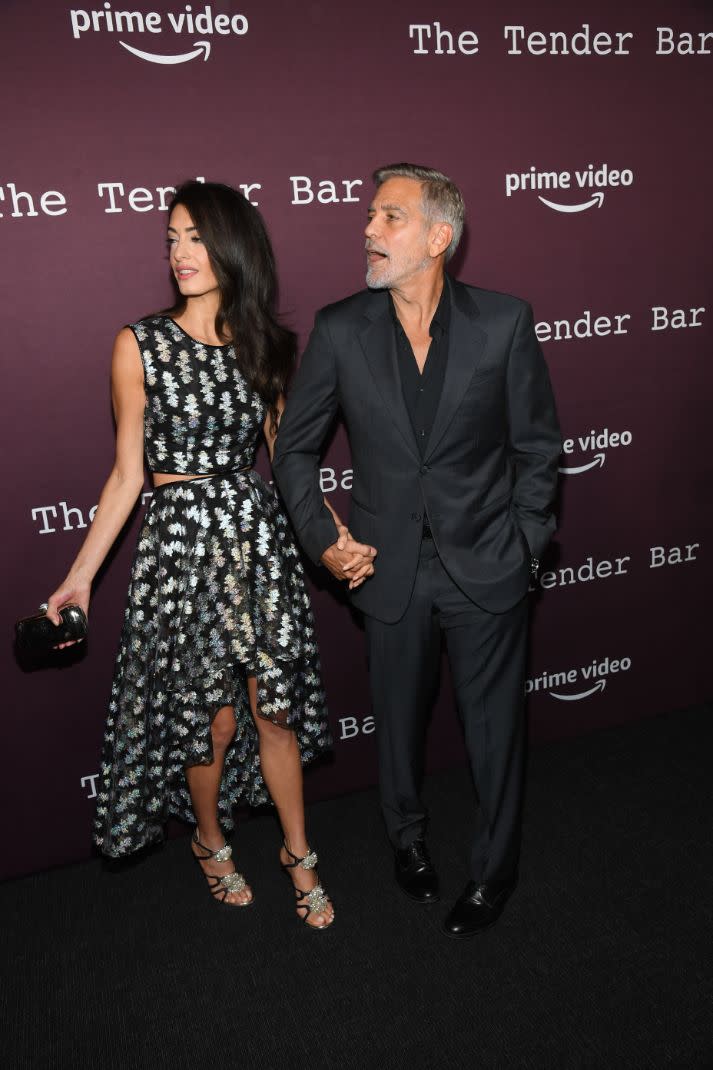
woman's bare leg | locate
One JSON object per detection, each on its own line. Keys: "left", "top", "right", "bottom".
{"left": 185, "top": 705, "right": 253, "bottom": 905}
{"left": 247, "top": 677, "right": 334, "bottom": 928}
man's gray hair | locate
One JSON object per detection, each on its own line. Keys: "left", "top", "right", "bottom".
{"left": 372, "top": 162, "right": 465, "bottom": 262}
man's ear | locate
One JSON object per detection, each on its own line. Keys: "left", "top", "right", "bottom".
{"left": 429, "top": 221, "right": 453, "bottom": 259}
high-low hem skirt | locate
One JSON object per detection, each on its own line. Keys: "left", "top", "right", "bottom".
{"left": 93, "top": 471, "right": 331, "bottom": 859}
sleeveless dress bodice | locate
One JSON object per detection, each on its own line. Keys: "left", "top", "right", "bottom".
{"left": 130, "top": 315, "right": 266, "bottom": 474}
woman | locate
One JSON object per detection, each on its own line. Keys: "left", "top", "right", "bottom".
{"left": 46, "top": 181, "right": 373, "bottom": 928}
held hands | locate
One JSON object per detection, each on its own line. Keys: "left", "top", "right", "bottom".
{"left": 45, "top": 577, "right": 91, "bottom": 649}
{"left": 321, "top": 526, "right": 376, "bottom": 589}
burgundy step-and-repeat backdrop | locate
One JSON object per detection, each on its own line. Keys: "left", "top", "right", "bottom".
{"left": 2, "top": 1, "right": 711, "bottom": 880}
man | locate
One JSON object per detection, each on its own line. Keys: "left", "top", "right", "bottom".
{"left": 273, "top": 163, "right": 561, "bottom": 938}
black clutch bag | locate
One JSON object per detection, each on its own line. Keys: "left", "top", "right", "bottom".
{"left": 15, "top": 604, "right": 88, "bottom": 651}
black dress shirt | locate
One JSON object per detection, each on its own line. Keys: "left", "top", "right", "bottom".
{"left": 391, "top": 285, "right": 450, "bottom": 456}
{"left": 391, "top": 285, "right": 451, "bottom": 536}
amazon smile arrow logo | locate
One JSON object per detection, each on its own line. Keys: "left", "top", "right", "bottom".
{"left": 120, "top": 39, "right": 210, "bottom": 64}
{"left": 539, "top": 192, "right": 604, "bottom": 213}
{"left": 550, "top": 679, "right": 606, "bottom": 701}
{"left": 558, "top": 452, "right": 605, "bottom": 475}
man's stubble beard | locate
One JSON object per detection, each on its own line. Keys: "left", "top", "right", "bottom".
{"left": 365, "top": 247, "right": 432, "bottom": 290}
{"left": 365, "top": 264, "right": 390, "bottom": 289}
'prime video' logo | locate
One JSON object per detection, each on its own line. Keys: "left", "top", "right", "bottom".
{"left": 69, "top": 4, "right": 249, "bottom": 64}
{"left": 505, "top": 163, "right": 633, "bottom": 213}
{"left": 526, "top": 655, "right": 632, "bottom": 701}
{"left": 558, "top": 427, "right": 633, "bottom": 476}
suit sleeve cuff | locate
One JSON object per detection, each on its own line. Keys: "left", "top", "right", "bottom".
{"left": 303, "top": 514, "right": 340, "bottom": 566}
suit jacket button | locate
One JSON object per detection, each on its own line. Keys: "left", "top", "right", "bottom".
{"left": 420, "top": 465, "right": 429, "bottom": 474}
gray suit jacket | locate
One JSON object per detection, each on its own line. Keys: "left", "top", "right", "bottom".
{"left": 273, "top": 275, "right": 561, "bottom": 621}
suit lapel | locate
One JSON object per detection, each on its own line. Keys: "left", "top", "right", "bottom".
{"left": 358, "top": 294, "right": 420, "bottom": 460}
{"left": 424, "top": 276, "right": 487, "bottom": 461}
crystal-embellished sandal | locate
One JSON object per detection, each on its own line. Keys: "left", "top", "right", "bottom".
{"left": 191, "top": 831, "right": 253, "bottom": 907}
{"left": 280, "top": 842, "right": 333, "bottom": 930}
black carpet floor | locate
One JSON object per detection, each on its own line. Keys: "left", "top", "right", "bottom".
{"left": 2, "top": 704, "right": 713, "bottom": 1070}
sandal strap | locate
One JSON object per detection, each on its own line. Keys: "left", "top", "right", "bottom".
{"left": 216, "top": 871, "right": 247, "bottom": 894}
{"left": 204, "top": 872, "right": 248, "bottom": 902}
{"left": 295, "top": 883, "right": 330, "bottom": 919}
{"left": 192, "top": 833, "right": 251, "bottom": 906}
{"left": 282, "top": 841, "right": 318, "bottom": 870}
{"left": 192, "top": 830, "right": 233, "bottom": 863}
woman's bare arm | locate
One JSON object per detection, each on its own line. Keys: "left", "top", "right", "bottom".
{"left": 45, "top": 328, "right": 147, "bottom": 632}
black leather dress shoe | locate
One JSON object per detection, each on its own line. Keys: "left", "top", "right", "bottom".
{"left": 443, "top": 878, "right": 516, "bottom": 937}
{"left": 394, "top": 838, "right": 440, "bottom": 903}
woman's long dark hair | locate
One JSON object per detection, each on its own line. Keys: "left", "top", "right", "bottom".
{"left": 165, "top": 181, "right": 295, "bottom": 430}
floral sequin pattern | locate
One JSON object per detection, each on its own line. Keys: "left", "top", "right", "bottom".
{"left": 136, "top": 316, "right": 265, "bottom": 477}
{"left": 93, "top": 317, "right": 330, "bottom": 858}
